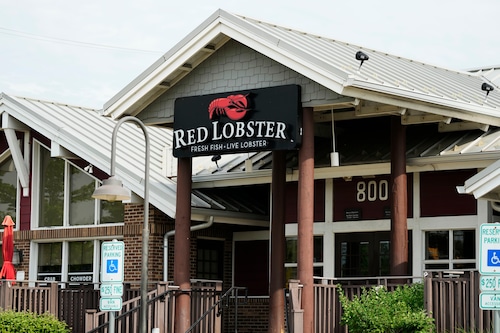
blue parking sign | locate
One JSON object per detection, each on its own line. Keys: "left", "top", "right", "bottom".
{"left": 106, "top": 259, "right": 119, "bottom": 273}
{"left": 101, "top": 241, "right": 124, "bottom": 282}
{"left": 488, "top": 250, "right": 500, "bottom": 267}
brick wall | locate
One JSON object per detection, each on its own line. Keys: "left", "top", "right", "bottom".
{"left": 123, "top": 203, "right": 173, "bottom": 284}
{"left": 223, "top": 298, "right": 269, "bottom": 333}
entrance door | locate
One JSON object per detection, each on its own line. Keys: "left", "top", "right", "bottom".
{"left": 335, "top": 231, "right": 412, "bottom": 277}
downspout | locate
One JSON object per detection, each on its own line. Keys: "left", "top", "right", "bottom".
{"left": 163, "top": 216, "right": 215, "bottom": 280}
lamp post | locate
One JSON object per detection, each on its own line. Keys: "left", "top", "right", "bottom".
{"left": 92, "top": 116, "right": 150, "bottom": 333}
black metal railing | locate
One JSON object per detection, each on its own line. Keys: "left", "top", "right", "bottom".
{"left": 186, "top": 286, "right": 247, "bottom": 333}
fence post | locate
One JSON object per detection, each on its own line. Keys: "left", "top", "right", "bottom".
{"left": 48, "top": 282, "right": 58, "bottom": 315}
{"left": 215, "top": 281, "right": 222, "bottom": 333}
{"left": 0, "top": 281, "right": 13, "bottom": 310}
{"left": 85, "top": 309, "right": 97, "bottom": 332}
{"left": 156, "top": 283, "right": 166, "bottom": 330}
{"left": 288, "top": 279, "right": 304, "bottom": 333}
{"left": 424, "top": 272, "right": 433, "bottom": 316}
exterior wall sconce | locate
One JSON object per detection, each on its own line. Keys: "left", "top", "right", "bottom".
{"left": 12, "top": 247, "right": 23, "bottom": 266}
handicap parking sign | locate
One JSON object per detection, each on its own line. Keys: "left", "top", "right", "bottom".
{"left": 101, "top": 241, "right": 124, "bottom": 282}
{"left": 480, "top": 224, "right": 500, "bottom": 274}
{"left": 488, "top": 250, "right": 500, "bottom": 267}
{"left": 106, "top": 259, "right": 119, "bottom": 273}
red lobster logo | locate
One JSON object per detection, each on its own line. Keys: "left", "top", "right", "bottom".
{"left": 208, "top": 94, "right": 249, "bottom": 121}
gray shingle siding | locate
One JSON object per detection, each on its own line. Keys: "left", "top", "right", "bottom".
{"left": 140, "top": 40, "right": 343, "bottom": 122}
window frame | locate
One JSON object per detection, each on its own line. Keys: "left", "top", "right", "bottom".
{"left": 32, "top": 140, "right": 124, "bottom": 228}
{"left": 0, "top": 150, "right": 20, "bottom": 225}
{"left": 30, "top": 239, "right": 102, "bottom": 285}
{"left": 423, "top": 229, "right": 476, "bottom": 271}
{"left": 284, "top": 235, "right": 324, "bottom": 279}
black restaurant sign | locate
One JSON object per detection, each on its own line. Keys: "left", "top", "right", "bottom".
{"left": 173, "top": 85, "right": 302, "bottom": 158}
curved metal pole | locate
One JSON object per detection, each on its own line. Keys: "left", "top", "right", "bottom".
{"left": 110, "top": 116, "right": 150, "bottom": 333}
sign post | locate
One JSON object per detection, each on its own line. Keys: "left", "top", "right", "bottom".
{"left": 479, "top": 223, "right": 500, "bottom": 333}
{"left": 100, "top": 240, "right": 125, "bottom": 333}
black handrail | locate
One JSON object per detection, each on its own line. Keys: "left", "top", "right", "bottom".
{"left": 186, "top": 286, "right": 247, "bottom": 333}
{"left": 284, "top": 288, "right": 291, "bottom": 333}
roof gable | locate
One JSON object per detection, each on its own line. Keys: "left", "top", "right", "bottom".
{"left": 103, "top": 9, "right": 500, "bottom": 126}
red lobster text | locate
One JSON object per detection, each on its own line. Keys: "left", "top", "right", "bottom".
{"left": 208, "top": 94, "right": 249, "bottom": 121}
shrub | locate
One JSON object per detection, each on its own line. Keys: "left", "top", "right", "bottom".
{"left": 0, "top": 309, "right": 70, "bottom": 333}
{"left": 337, "top": 283, "right": 435, "bottom": 333}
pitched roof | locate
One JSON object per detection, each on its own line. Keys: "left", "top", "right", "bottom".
{"left": 103, "top": 9, "right": 500, "bottom": 126}
{"left": 0, "top": 93, "right": 219, "bottom": 220}
{"left": 458, "top": 159, "right": 500, "bottom": 201}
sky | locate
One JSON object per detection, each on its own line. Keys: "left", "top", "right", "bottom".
{"left": 0, "top": 0, "right": 498, "bottom": 109}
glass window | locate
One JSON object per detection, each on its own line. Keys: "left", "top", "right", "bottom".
{"left": 36, "top": 143, "right": 124, "bottom": 226}
{"left": 335, "top": 231, "right": 412, "bottom": 277}
{"left": 0, "top": 157, "right": 17, "bottom": 220}
{"left": 424, "top": 230, "right": 475, "bottom": 270}
{"left": 379, "top": 241, "right": 390, "bottom": 276}
{"left": 196, "top": 239, "right": 224, "bottom": 280}
{"left": 39, "top": 148, "right": 64, "bottom": 227}
{"left": 454, "top": 230, "right": 475, "bottom": 260}
{"left": 68, "top": 241, "right": 94, "bottom": 284}
{"left": 36, "top": 240, "right": 97, "bottom": 284}
{"left": 285, "top": 236, "right": 323, "bottom": 280}
{"left": 340, "top": 241, "right": 369, "bottom": 277}
{"left": 100, "top": 200, "right": 124, "bottom": 224}
{"left": 69, "top": 166, "right": 95, "bottom": 225}
{"left": 37, "top": 242, "right": 62, "bottom": 281}
{"left": 426, "top": 231, "right": 449, "bottom": 260}
{"left": 286, "top": 236, "right": 323, "bottom": 263}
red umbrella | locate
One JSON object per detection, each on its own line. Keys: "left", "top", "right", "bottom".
{"left": 0, "top": 215, "right": 16, "bottom": 282}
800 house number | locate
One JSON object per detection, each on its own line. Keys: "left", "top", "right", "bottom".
{"left": 356, "top": 180, "right": 389, "bottom": 202}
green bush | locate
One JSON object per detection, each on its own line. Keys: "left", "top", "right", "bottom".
{"left": 337, "top": 283, "right": 435, "bottom": 333}
{"left": 0, "top": 310, "right": 70, "bottom": 333}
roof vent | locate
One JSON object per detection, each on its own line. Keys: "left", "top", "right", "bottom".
{"left": 481, "top": 82, "right": 494, "bottom": 102}
{"left": 355, "top": 51, "right": 369, "bottom": 70}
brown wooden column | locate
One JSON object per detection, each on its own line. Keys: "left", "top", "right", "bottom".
{"left": 269, "top": 150, "right": 286, "bottom": 333}
{"left": 298, "top": 107, "right": 315, "bottom": 333}
{"left": 390, "top": 116, "right": 408, "bottom": 276}
{"left": 174, "top": 157, "right": 192, "bottom": 333}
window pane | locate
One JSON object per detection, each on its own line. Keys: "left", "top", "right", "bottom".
{"left": 100, "top": 200, "right": 124, "bottom": 223}
{"left": 0, "top": 157, "right": 17, "bottom": 220}
{"left": 426, "top": 231, "right": 449, "bottom": 260}
{"left": 314, "top": 236, "right": 323, "bottom": 263}
{"left": 453, "top": 230, "right": 475, "bottom": 260}
{"left": 453, "top": 262, "right": 475, "bottom": 269}
{"left": 286, "top": 238, "right": 297, "bottom": 263}
{"left": 196, "top": 239, "right": 223, "bottom": 280}
{"left": 39, "top": 148, "right": 64, "bottom": 227}
{"left": 69, "top": 166, "right": 95, "bottom": 225}
{"left": 379, "top": 241, "right": 390, "bottom": 275}
{"left": 340, "top": 241, "right": 369, "bottom": 277}
{"left": 285, "top": 267, "right": 297, "bottom": 282}
{"left": 286, "top": 236, "right": 323, "bottom": 263}
{"left": 37, "top": 243, "right": 62, "bottom": 281}
{"left": 68, "top": 241, "right": 93, "bottom": 273}
{"left": 425, "top": 263, "right": 450, "bottom": 270}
